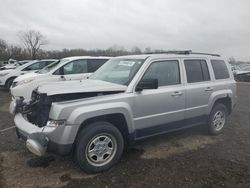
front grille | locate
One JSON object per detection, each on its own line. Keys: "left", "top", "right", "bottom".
{"left": 27, "top": 94, "right": 52, "bottom": 127}
{"left": 17, "top": 92, "right": 52, "bottom": 128}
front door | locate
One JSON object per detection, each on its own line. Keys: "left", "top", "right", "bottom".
{"left": 133, "top": 59, "right": 185, "bottom": 138}
{"left": 60, "top": 59, "right": 88, "bottom": 80}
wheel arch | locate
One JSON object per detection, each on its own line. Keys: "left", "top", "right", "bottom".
{"left": 210, "top": 95, "right": 232, "bottom": 115}
{"left": 72, "top": 113, "right": 132, "bottom": 152}
{"left": 5, "top": 76, "right": 17, "bottom": 87}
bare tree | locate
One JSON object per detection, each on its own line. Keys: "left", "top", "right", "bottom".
{"left": 0, "top": 38, "right": 9, "bottom": 60}
{"left": 18, "top": 30, "right": 48, "bottom": 59}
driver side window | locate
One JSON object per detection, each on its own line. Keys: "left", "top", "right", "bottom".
{"left": 142, "top": 60, "right": 180, "bottom": 87}
{"left": 54, "top": 60, "right": 88, "bottom": 75}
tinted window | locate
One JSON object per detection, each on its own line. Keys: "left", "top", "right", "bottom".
{"left": 87, "top": 59, "right": 108, "bottom": 72}
{"left": 211, "top": 60, "right": 230, "bottom": 79}
{"left": 184, "top": 60, "right": 210, "bottom": 83}
{"left": 142, "top": 60, "right": 180, "bottom": 86}
{"left": 200, "top": 61, "right": 210, "bottom": 81}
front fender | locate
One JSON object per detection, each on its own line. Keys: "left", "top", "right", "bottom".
{"left": 67, "top": 102, "right": 134, "bottom": 133}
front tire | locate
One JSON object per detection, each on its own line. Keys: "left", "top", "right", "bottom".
{"left": 75, "top": 121, "right": 124, "bottom": 173}
{"left": 207, "top": 103, "right": 228, "bottom": 135}
{"left": 6, "top": 78, "right": 15, "bottom": 89}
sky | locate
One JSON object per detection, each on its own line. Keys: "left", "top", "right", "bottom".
{"left": 0, "top": 0, "right": 250, "bottom": 60}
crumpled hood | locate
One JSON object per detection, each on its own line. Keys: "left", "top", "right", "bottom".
{"left": 37, "top": 79, "right": 127, "bottom": 96}
{"left": 14, "top": 72, "right": 43, "bottom": 82}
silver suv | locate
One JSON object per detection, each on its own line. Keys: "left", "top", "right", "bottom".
{"left": 11, "top": 51, "right": 237, "bottom": 173}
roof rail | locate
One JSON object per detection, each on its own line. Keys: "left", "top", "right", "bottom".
{"left": 145, "top": 50, "right": 221, "bottom": 57}
{"left": 145, "top": 50, "right": 192, "bottom": 55}
{"left": 191, "top": 52, "right": 221, "bottom": 57}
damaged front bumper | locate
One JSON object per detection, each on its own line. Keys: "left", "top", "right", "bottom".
{"left": 14, "top": 113, "right": 73, "bottom": 156}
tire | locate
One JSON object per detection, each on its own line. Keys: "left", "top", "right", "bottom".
{"left": 6, "top": 78, "right": 15, "bottom": 89}
{"left": 207, "top": 103, "right": 228, "bottom": 135}
{"left": 75, "top": 121, "right": 124, "bottom": 173}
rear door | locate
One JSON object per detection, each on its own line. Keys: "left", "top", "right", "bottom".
{"left": 183, "top": 58, "right": 213, "bottom": 122}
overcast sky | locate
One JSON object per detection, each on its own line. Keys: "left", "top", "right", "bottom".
{"left": 0, "top": 0, "right": 250, "bottom": 60}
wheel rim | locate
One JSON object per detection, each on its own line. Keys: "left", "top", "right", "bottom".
{"left": 85, "top": 134, "right": 117, "bottom": 167}
{"left": 212, "top": 110, "right": 225, "bottom": 131}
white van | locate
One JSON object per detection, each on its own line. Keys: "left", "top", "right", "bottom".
{"left": 10, "top": 56, "right": 110, "bottom": 100}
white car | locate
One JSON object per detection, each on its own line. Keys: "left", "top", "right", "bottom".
{"left": 0, "top": 59, "right": 57, "bottom": 89}
{"left": 0, "top": 60, "right": 31, "bottom": 71}
{"left": 0, "top": 64, "right": 17, "bottom": 70}
{"left": 10, "top": 56, "right": 110, "bottom": 100}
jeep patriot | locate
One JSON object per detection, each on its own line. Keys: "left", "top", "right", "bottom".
{"left": 11, "top": 51, "right": 237, "bottom": 173}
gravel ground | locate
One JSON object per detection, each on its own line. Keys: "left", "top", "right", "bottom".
{"left": 0, "top": 83, "right": 250, "bottom": 188}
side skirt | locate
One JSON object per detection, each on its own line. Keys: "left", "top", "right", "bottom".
{"left": 133, "top": 115, "right": 208, "bottom": 141}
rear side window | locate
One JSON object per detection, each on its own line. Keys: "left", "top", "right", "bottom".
{"left": 87, "top": 59, "right": 109, "bottom": 72}
{"left": 211, "top": 60, "right": 230, "bottom": 79}
{"left": 184, "top": 59, "right": 210, "bottom": 83}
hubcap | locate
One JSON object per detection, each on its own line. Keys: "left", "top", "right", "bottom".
{"left": 86, "top": 134, "right": 117, "bottom": 167}
{"left": 212, "top": 111, "right": 225, "bottom": 131}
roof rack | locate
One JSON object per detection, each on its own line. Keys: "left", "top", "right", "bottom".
{"left": 145, "top": 50, "right": 220, "bottom": 57}
{"left": 191, "top": 52, "right": 221, "bottom": 57}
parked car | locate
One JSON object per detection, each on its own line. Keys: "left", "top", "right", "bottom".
{"left": 0, "top": 64, "right": 17, "bottom": 71}
{"left": 234, "top": 66, "right": 250, "bottom": 81}
{"left": 10, "top": 51, "right": 236, "bottom": 173}
{"left": 10, "top": 56, "right": 110, "bottom": 101}
{"left": 0, "top": 59, "right": 57, "bottom": 88}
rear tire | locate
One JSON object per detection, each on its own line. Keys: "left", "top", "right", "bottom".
{"left": 75, "top": 121, "right": 124, "bottom": 174}
{"left": 207, "top": 103, "right": 228, "bottom": 135}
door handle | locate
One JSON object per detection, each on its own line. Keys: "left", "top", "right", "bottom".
{"left": 205, "top": 87, "right": 213, "bottom": 92}
{"left": 171, "top": 91, "right": 183, "bottom": 96}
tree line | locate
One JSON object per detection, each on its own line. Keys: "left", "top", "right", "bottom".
{"left": 0, "top": 30, "right": 156, "bottom": 61}
{"left": 1, "top": 30, "right": 244, "bottom": 64}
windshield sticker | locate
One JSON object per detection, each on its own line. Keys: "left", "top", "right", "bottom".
{"left": 118, "top": 61, "right": 136, "bottom": 67}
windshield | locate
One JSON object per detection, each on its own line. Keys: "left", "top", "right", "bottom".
{"left": 38, "top": 60, "right": 61, "bottom": 74}
{"left": 90, "top": 58, "right": 145, "bottom": 85}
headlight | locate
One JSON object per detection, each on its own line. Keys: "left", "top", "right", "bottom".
{"left": 46, "top": 119, "right": 66, "bottom": 127}
{"left": 16, "top": 78, "right": 34, "bottom": 87}
{"left": 0, "top": 73, "right": 9, "bottom": 77}
{"left": 42, "top": 120, "right": 66, "bottom": 133}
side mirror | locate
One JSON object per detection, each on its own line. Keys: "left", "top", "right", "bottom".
{"left": 60, "top": 75, "right": 66, "bottom": 80}
{"left": 135, "top": 79, "right": 158, "bottom": 92}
